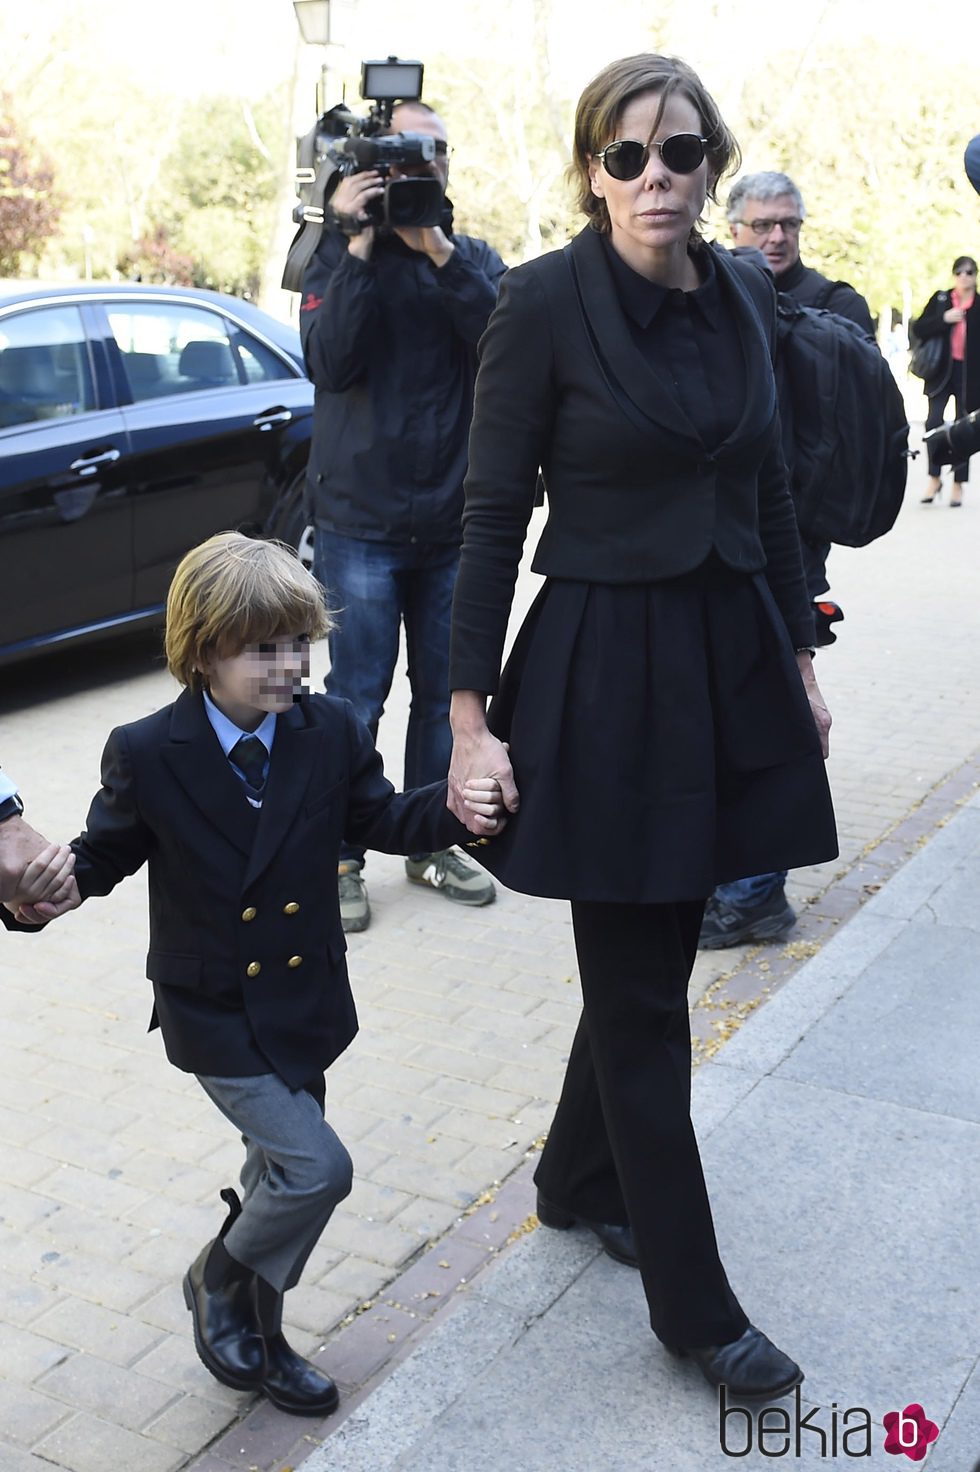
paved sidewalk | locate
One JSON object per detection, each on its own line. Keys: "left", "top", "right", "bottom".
{"left": 303, "top": 786, "right": 980, "bottom": 1472}
{"left": 0, "top": 429, "right": 977, "bottom": 1469}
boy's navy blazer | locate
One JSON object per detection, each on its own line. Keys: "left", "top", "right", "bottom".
{"left": 6, "top": 690, "right": 467, "bottom": 1088}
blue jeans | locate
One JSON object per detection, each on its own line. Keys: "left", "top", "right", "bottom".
{"left": 313, "top": 528, "right": 459, "bottom": 865}
{"left": 714, "top": 872, "right": 788, "bottom": 909}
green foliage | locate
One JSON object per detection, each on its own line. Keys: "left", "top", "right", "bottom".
{"left": 0, "top": 94, "right": 60, "bottom": 275}
{"left": 726, "top": 45, "right": 979, "bottom": 317}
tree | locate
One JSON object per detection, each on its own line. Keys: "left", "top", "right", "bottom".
{"left": 0, "top": 94, "right": 60, "bottom": 274}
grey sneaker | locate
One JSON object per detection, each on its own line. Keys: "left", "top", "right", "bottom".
{"left": 338, "top": 861, "right": 370, "bottom": 933}
{"left": 405, "top": 848, "right": 496, "bottom": 907}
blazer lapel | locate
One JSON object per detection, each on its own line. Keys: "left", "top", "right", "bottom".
{"left": 161, "top": 689, "right": 257, "bottom": 858}
{"left": 568, "top": 227, "right": 703, "bottom": 448}
{"left": 242, "top": 699, "right": 324, "bottom": 893}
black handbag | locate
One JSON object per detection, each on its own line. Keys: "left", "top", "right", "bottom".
{"left": 908, "top": 332, "right": 945, "bottom": 381}
{"left": 908, "top": 297, "right": 948, "bottom": 380}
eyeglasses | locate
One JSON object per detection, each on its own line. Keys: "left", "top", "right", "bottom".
{"left": 736, "top": 216, "right": 803, "bottom": 236}
{"left": 954, "top": 266, "right": 977, "bottom": 276}
{"left": 595, "top": 133, "right": 708, "bottom": 180}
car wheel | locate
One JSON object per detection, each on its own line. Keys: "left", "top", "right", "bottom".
{"left": 273, "top": 477, "right": 315, "bottom": 572}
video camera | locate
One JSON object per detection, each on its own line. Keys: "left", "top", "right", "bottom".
{"left": 282, "top": 57, "right": 445, "bottom": 292}
{"left": 924, "top": 408, "right": 980, "bottom": 467}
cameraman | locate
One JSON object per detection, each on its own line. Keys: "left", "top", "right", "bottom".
{"left": 300, "top": 101, "right": 506, "bottom": 932}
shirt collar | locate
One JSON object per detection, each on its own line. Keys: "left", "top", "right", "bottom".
{"left": 202, "top": 690, "right": 277, "bottom": 758}
{"left": 601, "top": 235, "right": 720, "bottom": 330}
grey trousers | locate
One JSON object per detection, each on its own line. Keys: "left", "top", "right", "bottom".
{"left": 196, "top": 1071, "right": 353, "bottom": 1295}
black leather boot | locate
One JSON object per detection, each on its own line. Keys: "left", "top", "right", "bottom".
{"left": 255, "top": 1276, "right": 339, "bottom": 1416}
{"left": 536, "top": 1190, "right": 639, "bottom": 1268}
{"left": 182, "top": 1188, "right": 266, "bottom": 1391}
{"left": 668, "top": 1324, "right": 804, "bottom": 1400}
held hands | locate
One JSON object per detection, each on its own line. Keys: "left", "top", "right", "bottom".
{"left": 2, "top": 840, "right": 81, "bottom": 925}
{"left": 449, "top": 694, "right": 521, "bottom": 837}
{"left": 797, "top": 652, "right": 832, "bottom": 759}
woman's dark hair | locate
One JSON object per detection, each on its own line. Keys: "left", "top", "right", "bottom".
{"left": 570, "top": 53, "right": 741, "bottom": 236}
{"left": 953, "top": 255, "right": 978, "bottom": 275}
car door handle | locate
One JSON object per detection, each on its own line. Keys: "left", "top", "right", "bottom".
{"left": 70, "top": 448, "right": 122, "bottom": 477}
{"left": 254, "top": 409, "right": 292, "bottom": 431}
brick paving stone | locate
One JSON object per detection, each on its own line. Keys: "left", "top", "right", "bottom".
{"left": 133, "top": 1282, "right": 196, "bottom": 1337}
{"left": 132, "top": 1334, "right": 249, "bottom": 1405}
{"left": 143, "top": 1394, "right": 242, "bottom": 1455}
{"left": 34, "top": 1411, "right": 186, "bottom": 1472}
{"left": 0, "top": 1445, "right": 76, "bottom": 1472}
{"left": 0, "top": 1320, "right": 72, "bottom": 1382}
{"left": 36, "top": 1350, "right": 180, "bottom": 1431}
{"left": 343, "top": 1175, "right": 415, "bottom": 1223}
{"left": 0, "top": 1378, "right": 73, "bottom": 1448}
{"left": 0, "top": 1276, "right": 64, "bottom": 1329}
{"left": 313, "top": 1255, "right": 395, "bottom": 1306}
{"left": 30, "top": 1295, "right": 165, "bottom": 1367}
{"left": 33, "top": 1203, "right": 154, "bottom": 1263}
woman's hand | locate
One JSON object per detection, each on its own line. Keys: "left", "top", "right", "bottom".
{"left": 448, "top": 692, "right": 520, "bottom": 835}
{"left": 943, "top": 307, "right": 965, "bottom": 324}
{"left": 3, "top": 843, "right": 80, "bottom": 924}
{"left": 797, "top": 652, "right": 831, "bottom": 758}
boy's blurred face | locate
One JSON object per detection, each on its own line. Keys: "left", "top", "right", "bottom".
{"left": 203, "top": 633, "right": 311, "bottom": 730}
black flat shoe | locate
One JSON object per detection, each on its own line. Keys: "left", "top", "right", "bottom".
{"left": 535, "top": 1191, "right": 638, "bottom": 1268}
{"left": 262, "top": 1333, "right": 340, "bottom": 1416}
{"left": 182, "top": 1190, "right": 266, "bottom": 1391}
{"left": 668, "top": 1324, "right": 803, "bottom": 1401}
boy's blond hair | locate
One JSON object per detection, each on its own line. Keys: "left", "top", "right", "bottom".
{"left": 165, "top": 532, "right": 334, "bottom": 691}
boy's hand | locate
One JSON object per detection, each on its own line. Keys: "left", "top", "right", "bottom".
{"left": 0, "top": 816, "right": 63, "bottom": 903}
{"left": 4, "top": 844, "right": 80, "bottom": 924}
{"left": 460, "top": 776, "right": 508, "bottom": 835}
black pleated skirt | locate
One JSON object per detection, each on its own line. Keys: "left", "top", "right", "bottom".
{"left": 475, "top": 561, "right": 838, "bottom": 904}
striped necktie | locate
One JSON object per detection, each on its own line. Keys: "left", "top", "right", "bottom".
{"left": 229, "top": 734, "right": 268, "bottom": 799}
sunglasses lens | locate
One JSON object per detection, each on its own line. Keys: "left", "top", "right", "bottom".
{"left": 659, "top": 134, "right": 705, "bottom": 173}
{"left": 603, "top": 141, "right": 647, "bottom": 180}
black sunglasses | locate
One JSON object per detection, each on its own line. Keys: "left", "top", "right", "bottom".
{"left": 595, "top": 133, "right": 708, "bottom": 180}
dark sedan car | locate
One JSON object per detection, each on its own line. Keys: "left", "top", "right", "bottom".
{"left": 0, "top": 281, "right": 315, "bottom": 666}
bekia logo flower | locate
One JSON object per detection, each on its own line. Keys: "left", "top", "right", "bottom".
{"left": 883, "top": 1404, "right": 939, "bottom": 1461}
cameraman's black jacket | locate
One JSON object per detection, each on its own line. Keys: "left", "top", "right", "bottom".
{"left": 300, "top": 207, "right": 507, "bottom": 545}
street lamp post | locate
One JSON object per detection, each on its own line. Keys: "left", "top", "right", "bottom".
{"left": 292, "top": 0, "right": 337, "bottom": 114}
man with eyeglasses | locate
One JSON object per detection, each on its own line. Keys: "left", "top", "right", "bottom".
{"left": 300, "top": 101, "right": 506, "bottom": 933}
{"left": 727, "top": 171, "right": 874, "bottom": 334}
{"left": 698, "top": 171, "right": 874, "bottom": 950}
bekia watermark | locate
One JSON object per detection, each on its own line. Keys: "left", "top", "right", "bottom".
{"left": 719, "top": 1387, "right": 940, "bottom": 1459}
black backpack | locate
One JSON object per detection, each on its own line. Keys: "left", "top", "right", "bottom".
{"left": 774, "top": 296, "right": 910, "bottom": 547}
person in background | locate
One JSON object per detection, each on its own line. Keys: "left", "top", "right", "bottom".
{"left": 699, "top": 170, "right": 876, "bottom": 949}
{"left": 300, "top": 100, "right": 506, "bottom": 933}
{"left": 915, "top": 255, "right": 979, "bottom": 506}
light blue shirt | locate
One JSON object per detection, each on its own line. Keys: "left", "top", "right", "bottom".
{"left": 0, "top": 769, "right": 19, "bottom": 804}
{"left": 202, "top": 692, "right": 276, "bottom": 807}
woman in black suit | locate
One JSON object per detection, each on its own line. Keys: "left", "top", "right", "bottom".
{"left": 915, "top": 255, "right": 979, "bottom": 505}
{"left": 447, "top": 54, "right": 837, "bottom": 1401}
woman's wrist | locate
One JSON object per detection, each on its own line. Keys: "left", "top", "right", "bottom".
{"left": 450, "top": 689, "right": 489, "bottom": 734}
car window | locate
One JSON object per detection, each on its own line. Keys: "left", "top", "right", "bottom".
{"left": 0, "top": 305, "right": 96, "bottom": 429}
{"left": 108, "top": 302, "right": 244, "bottom": 401}
{"left": 232, "top": 329, "right": 296, "bottom": 383}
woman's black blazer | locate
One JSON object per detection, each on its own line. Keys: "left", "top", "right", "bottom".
{"left": 913, "top": 289, "right": 979, "bottom": 405}
{"left": 450, "top": 226, "right": 814, "bottom": 695}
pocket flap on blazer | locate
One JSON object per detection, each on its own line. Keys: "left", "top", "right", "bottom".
{"left": 146, "top": 951, "right": 202, "bottom": 988}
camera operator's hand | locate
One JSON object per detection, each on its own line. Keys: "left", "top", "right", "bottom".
{"left": 331, "top": 172, "right": 384, "bottom": 260}
{"left": 943, "top": 306, "right": 965, "bottom": 324}
{"left": 393, "top": 225, "right": 455, "bottom": 267}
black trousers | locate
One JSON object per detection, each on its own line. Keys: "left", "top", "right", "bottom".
{"left": 926, "top": 362, "right": 970, "bottom": 482}
{"left": 535, "top": 899, "right": 749, "bottom": 1349}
